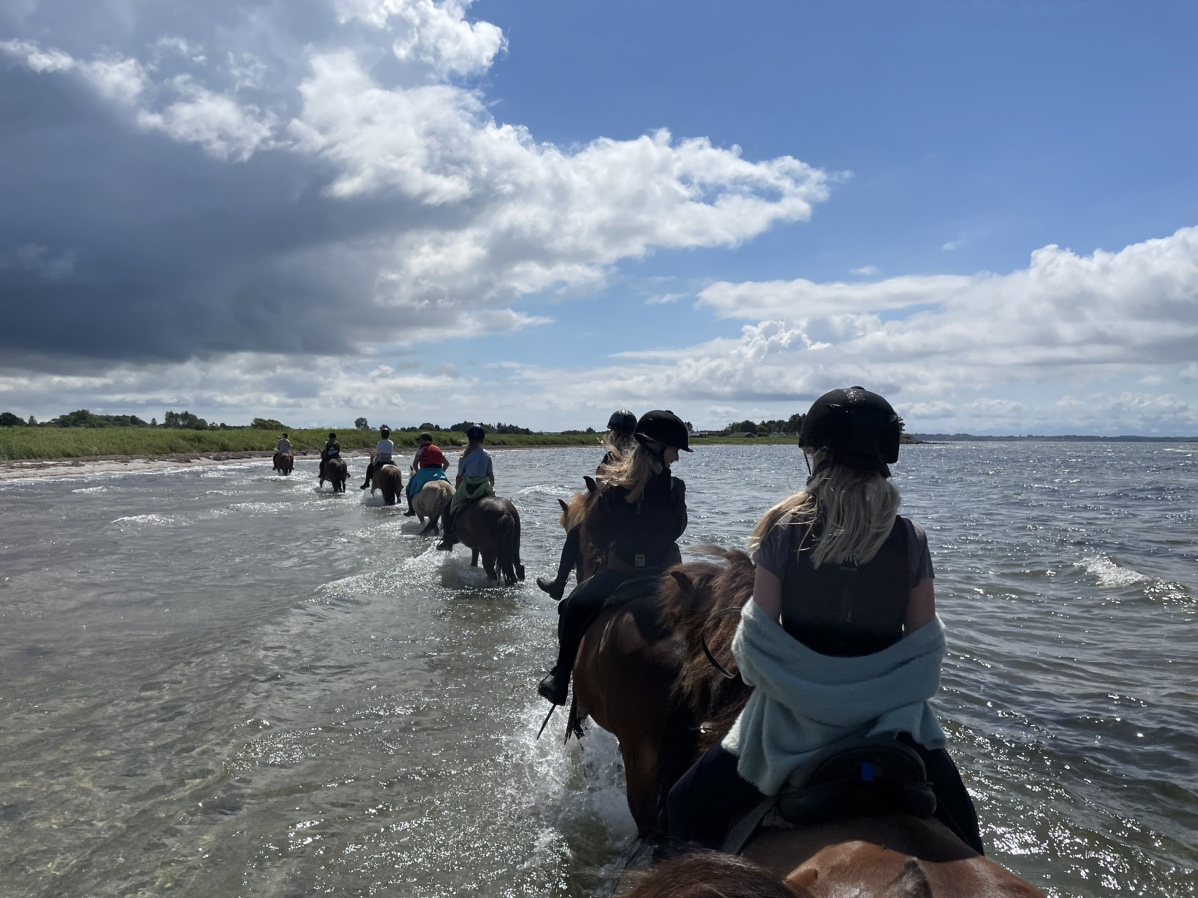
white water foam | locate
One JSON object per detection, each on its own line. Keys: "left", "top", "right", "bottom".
{"left": 1080, "top": 553, "right": 1149, "bottom": 588}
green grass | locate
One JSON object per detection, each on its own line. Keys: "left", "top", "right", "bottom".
{"left": 0, "top": 427, "right": 618, "bottom": 461}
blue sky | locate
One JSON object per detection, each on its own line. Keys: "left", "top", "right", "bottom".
{"left": 1, "top": 0, "right": 1196, "bottom": 434}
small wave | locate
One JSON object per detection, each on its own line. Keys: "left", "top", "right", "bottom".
{"left": 110, "top": 513, "right": 187, "bottom": 527}
{"left": 71, "top": 485, "right": 108, "bottom": 494}
{"left": 1080, "top": 553, "right": 1149, "bottom": 588}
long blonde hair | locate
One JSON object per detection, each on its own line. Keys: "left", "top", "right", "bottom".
{"left": 597, "top": 439, "right": 664, "bottom": 503}
{"left": 748, "top": 451, "right": 900, "bottom": 568}
{"left": 600, "top": 429, "right": 635, "bottom": 464}
{"left": 460, "top": 438, "right": 484, "bottom": 461}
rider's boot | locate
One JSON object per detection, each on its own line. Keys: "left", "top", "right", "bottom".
{"left": 536, "top": 577, "right": 566, "bottom": 601}
{"left": 537, "top": 524, "right": 580, "bottom": 600}
{"left": 360, "top": 462, "right": 373, "bottom": 490}
{"left": 435, "top": 508, "right": 456, "bottom": 550}
{"left": 537, "top": 591, "right": 590, "bottom": 706}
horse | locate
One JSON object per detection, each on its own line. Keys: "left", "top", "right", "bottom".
{"left": 575, "top": 547, "right": 1048, "bottom": 897}
{"left": 562, "top": 552, "right": 742, "bottom": 839}
{"left": 272, "top": 451, "right": 294, "bottom": 475}
{"left": 556, "top": 474, "right": 607, "bottom": 584}
{"left": 450, "top": 496, "right": 526, "bottom": 586}
{"left": 369, "top": 458, "right": 404, "bottom": 506}
{"left": 319, "top": 456, "right": 348, "bottom": 493}
{"left": 412, "top": 479, "right": 454, "bottom": 537}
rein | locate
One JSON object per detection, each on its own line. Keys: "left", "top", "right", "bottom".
{"left": 701, "top": 607, "right": 743, "bottom": 680}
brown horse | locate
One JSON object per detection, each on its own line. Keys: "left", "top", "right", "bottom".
{"left": 319, "top": 456, "right": 348, "bottom": 493}
{"left": 369, "top": 459, "right": 404, "bottom": 506}
{"left": 451, "top": 496, "right": 526, "bottom": 586}
{"left": 412, "top": 479, "right": 454, "bottom": 536}
{"left": 272, "top": 451, "right": 294, "bottom": 475}
{"left": 578, "top": 548, "right": 1048, "bottom": 898}
{"left": 556, "top": 474, "right": 607, "bottom": 584}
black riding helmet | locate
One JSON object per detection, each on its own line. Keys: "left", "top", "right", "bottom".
{"left": 466, "top": 424, "right": 486, "bottom": 441}
{"left": 607, "top": 409, "right": 637, "bottom": 434}
{"left": 799, "top": 386, "right": 900, "bottom": 477}
{"left": 634, "top": 409, "right": 693, "bottom": 452}
{"left": 379, "top": 425, "right": 391, "bottom": 436}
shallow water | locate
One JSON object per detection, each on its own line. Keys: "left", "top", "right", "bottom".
{"left": 1, "top": 442, "right": 1194, "bottom": 897}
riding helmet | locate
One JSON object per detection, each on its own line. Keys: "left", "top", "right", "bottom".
{"left": 418, "top": 432, "right": 433, "bottom": 443}
{"left": 466, "top": 424, "right": 486, "bottom": 441}
{"left": 607, "top": 409, "right": 637, "bottom": 434}
{"left": 379, "top": 425, "right": 391, "bottom": 437}
{"left": 328, "top": 432, "right": 336, "bottom": 439}
{"left": 634, "top": 410, "right": 693, "bottom": 452}
{"left": 799, "top": 386, "right": 901, "bottom": 477}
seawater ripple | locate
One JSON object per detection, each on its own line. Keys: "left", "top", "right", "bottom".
{"left": 0, "top": 442, "right": 1194, "bottom": 897}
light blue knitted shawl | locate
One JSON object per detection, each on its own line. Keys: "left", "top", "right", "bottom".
{"left": 721, "top": 600, "right": 948, "bottom": 795}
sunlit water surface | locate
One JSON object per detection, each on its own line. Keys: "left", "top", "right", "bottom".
{"left": 1, "top": 442, "right": 1195, "bottom": 897}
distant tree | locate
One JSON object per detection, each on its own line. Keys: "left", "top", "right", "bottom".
{"left": 896, "top": 415, "right": 906, "bottom": 433}
{"left": 28, "top": 415, "right": 37, "bottom": 426}
{"left": 0, "top": 411, "right": 23, "bottom": 426}
{"left": 55, "top": 409, "right": 100, "bottom": 428}
{"left": 418, "top": 422, "right": 440, "bottom": 432}
{"left": 685, "top": 421, "right": 694, "bottom": 432}
{"left": 354, "top": 417, "right": 370, "bottom": 430}
{"left": 150, "top": 418, "right": 157, "bottom": 427}
{"left": 251, "top": 417, "right": 287, "bottom": 430}
{"left": 786, "top": 412, "right": 805, "bottom": 433}
{"left": 727, "top": 419, "right": 758, "bottom": 434}
{"left": 163, "top": 410, "right": 208, "bottom": 430}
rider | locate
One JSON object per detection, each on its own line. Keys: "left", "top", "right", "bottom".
{"left": 536, "top": 409, "right": 638, "bottom": 600}
{"left": 409, "top": 432, "right": 435, "bottom": 475}
{"left": 435, "top": 424, "right": 494, "bottom": 550}
{"left": 665, "top": 386, "right": 984, "bottom": 856}
{"left": 536, "top": 410, "right": 691, "bottom": 706}
{"left": 404, "top": 439, "right": 450, "bottom": 511}
{"left": 277, "top": 433, "right": 292, "bottom": 454}
{"left": 360, "top": 425, "right": 396, "bottom": 489}
{"left": 318, "top": 432, "right": 340, "bottom": 482}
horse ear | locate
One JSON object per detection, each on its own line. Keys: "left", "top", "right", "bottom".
{"left": 670, "top": 570, "right": 693, "bottom": 592}
{"left": 557, "top": 498, "right": 569, "bottom": 512}
{"left": 584, "top": 475, "right": 597, "bottom": 493}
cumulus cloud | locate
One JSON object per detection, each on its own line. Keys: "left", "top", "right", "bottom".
{"left": 0, "top": 0, "right": 828, "bottom": 373}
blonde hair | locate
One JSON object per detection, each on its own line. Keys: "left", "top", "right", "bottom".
{"left": 460, "top": 438, "right": 484, "bottom": 461}
{"left": 600, "top": 429, "right": 635, "bottom": 464}
{"left": 597, "top": 440, "right": 664, "bottom": 503}
{"left": 748, "top": 451, "right": 901, "bottom": 568}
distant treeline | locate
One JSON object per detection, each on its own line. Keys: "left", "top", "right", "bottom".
{"left": 912, "top": 433, "right": 1198, "bottom": 442}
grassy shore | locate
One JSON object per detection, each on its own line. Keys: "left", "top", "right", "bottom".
{"left": 0, "top": 427, "right": 812, "bottom": 462}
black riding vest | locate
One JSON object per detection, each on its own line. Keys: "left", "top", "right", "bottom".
{"left": 780, "top": 516, "right": 911, "bottom": 657}
{"left": 603, "top": 470, "right": 686, "bottom": 570}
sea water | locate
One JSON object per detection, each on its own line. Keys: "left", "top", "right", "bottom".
{"left": 0, "top": 442, "right": 1194, "bottom": 897}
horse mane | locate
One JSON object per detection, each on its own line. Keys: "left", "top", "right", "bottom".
{"left": 616, "top": 851, "right": 805, "bottom": 898}
{"left": 659, "top": 545, "right": 756, "bottom": 753}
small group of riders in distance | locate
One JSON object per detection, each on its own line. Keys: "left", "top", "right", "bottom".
{"left": 276, "top": 392, "right": 1043, "bottom": 894}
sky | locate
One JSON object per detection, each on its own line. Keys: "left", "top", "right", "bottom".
{"left": 1, "top": 0, "right": 1196, "bottom": 436}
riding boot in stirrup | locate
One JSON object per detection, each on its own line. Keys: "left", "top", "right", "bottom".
{"left": 435, "top": 510, "right": 456, "bottom": 550}
{"left": 537, "top": 666, "right": 569, "bottom": 706}
{"left": 536, "top": 577, "right": 565, "bottom": 601}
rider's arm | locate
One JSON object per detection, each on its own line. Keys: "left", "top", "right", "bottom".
{"left": 905, "top": 578, "right": 935, "bottom": 634}
{"left": 751, "top": 564, "right": 783, "bottom": 621}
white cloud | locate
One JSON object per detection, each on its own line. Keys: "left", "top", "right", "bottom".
{"left": 137, "top": 77, "right": 277, "bottom": 160}
{"left": 851, "top": 264, "right": 879, "bottom": 276}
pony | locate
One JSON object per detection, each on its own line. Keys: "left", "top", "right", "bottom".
{"left": 575, "top": 547, "right": 1048, "bottom": 897}
{"left": 555, "top": 474, "right": 607, "bottom": 584}
{"left": 319, "top": 456, "right": 348, "bottom": 493}
{"left": 272, "top": 451, "right": 294, "bottom": 475}
{"left": 449, "top": 496, "right": 526, "bottom": 586}
{"left": 412, "top": 479, "right": 454, "bottom": 537}
{"left": 368, "top": 455, "right": 404, "bottom": 506}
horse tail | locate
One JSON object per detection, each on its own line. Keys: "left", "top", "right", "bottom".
{"left": 496, "top": 506, "right": 522, "bottom": 585}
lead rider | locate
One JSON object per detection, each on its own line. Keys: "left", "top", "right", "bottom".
{"left": 537, "top": 410, "right": 691, "bottom": 706}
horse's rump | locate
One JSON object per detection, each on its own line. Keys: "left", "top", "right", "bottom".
{"left": 454, "top": 496, "right": 525, "bottom": 585}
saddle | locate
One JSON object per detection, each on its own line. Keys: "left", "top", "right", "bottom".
{"left": 722, "top": 737, "right": 937, "bottom": 854}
